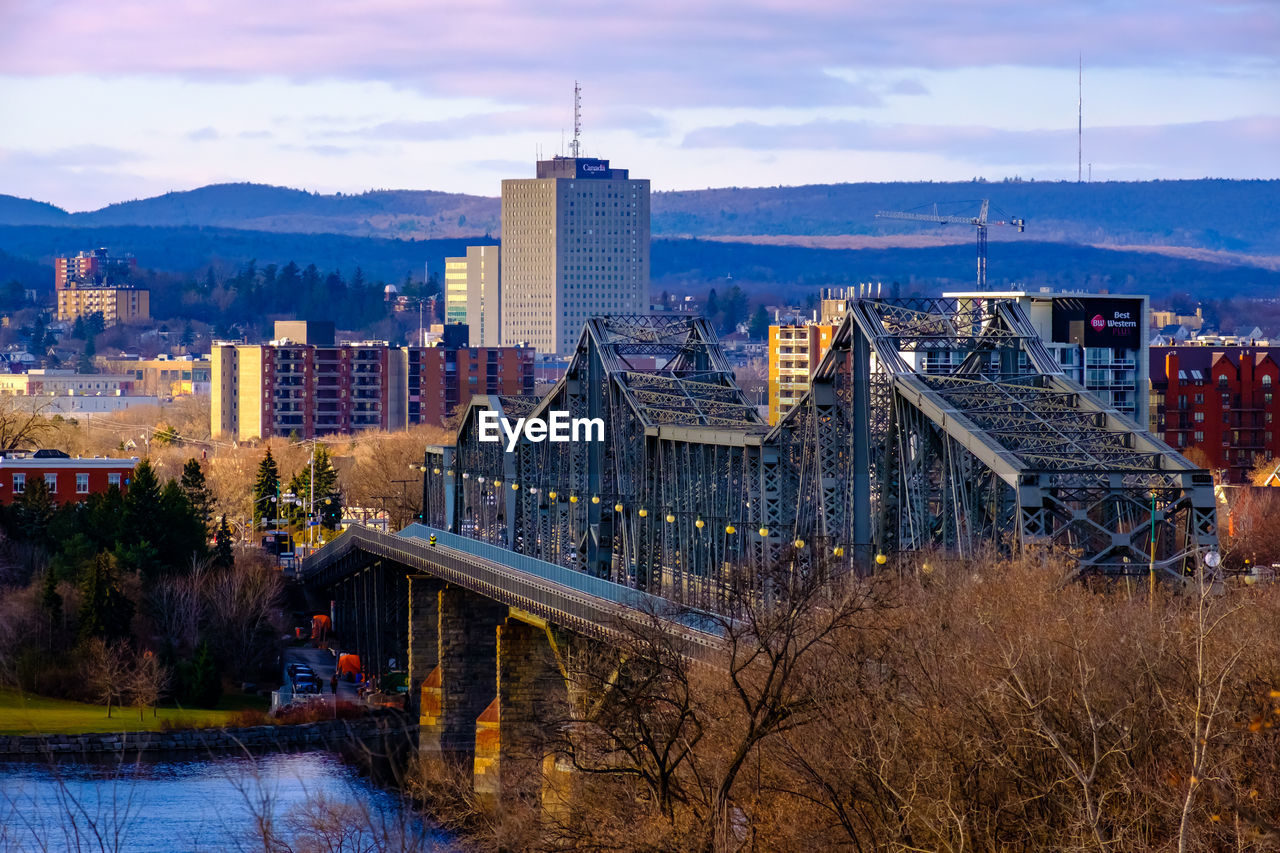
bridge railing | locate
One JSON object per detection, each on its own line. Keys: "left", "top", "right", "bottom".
{"left": 303, "top": 523, "right": 723, "bottom": 650}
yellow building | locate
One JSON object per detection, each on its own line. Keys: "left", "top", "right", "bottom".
{"left": 768, "top": 323, "right": 835, "bottom": 424}
{"left": 57, "top": 285, "right": 150, "bottom": 327}
{"left": 766, "top": 289, "right": 853, "bottom": 424}
{"left": 98, "top": 356, "right": 210, "bottom": 397}
{"left": 444, "top": 257, "right": 469, "bottom": 326}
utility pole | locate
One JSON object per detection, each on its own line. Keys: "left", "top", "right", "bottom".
{"left": 309, "top": 442, "right": 315, "bottom": 548}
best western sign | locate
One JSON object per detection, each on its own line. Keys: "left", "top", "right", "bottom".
{"left": 1052, "top": 297, "right": 1143, "bottom": 349}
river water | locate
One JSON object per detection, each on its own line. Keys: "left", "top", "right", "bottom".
{"left": 0, "top": 752, "right": 459, "bottom": 852}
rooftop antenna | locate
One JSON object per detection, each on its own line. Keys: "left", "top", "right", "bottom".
{"left": 570, "top": 81, "right": 582, "bottom": 158}
{"left": 1077, "top": 54, "right": 1083, "bottom": 183}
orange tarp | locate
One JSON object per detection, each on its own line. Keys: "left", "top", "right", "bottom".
{"left": 337, "top": 654, "right": 362, "bottom": 675}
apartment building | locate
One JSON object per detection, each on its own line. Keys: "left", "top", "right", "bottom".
{"left": 55, "top": 248, "right": 149, "bottom": 326}
{"left": 1150, "top": 345, "right": 1280, "bottom": 482}
{"left": 768, "top": 323, "right": 835, "bottom": 424}
{"left": 212, "top": 321, "right": 534, "bottom": 440}
{"left": 766, "top": 289, "right": 852, "bottom": 424}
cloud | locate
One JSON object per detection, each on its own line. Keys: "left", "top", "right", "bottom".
{"left": 2, "top": 0, "right": 1270, "bottom": 112}
{"left": 681, "top": 115, "right": 1280, "bottom": 175}
{"left": 886, "top": 79, "right": 928, "bottom": 96}
{"left": 341, "top": 105, "right": 669, "bottom": 142}
{"left": 0, "top": 145, "right": 139, "bottom": 169}
{"left": 187, "top": 126, "right": 219, "bottom": 141}
{"left": 470, "top": 159, "right": 534, "bottom": 174}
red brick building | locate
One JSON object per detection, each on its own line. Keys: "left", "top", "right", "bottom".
{"left": 213, "top": 322, "right": 535, "bottom": 440}
{"left": 0, "top": 450, "right": 138, "bottom": 505}
{"left": 1150, "top": 346, "right": 1280, "bottom": 482}
{"left": 408, "top": 345, "right": 535, "bottom": 426}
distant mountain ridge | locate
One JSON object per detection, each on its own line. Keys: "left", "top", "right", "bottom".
{"left": 2, "top": 178, "right": 1276, "bottom": 254}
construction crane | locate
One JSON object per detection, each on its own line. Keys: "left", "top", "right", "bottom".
{"left": 876, "top": 199, "right": 1025, "bottom": 290}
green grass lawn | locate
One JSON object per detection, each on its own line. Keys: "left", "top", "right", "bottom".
{"left": 0, "top": 688, "right": 270, "bottom": 735}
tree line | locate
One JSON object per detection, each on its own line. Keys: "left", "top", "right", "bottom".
{"left": 0, "top": 458, "right": 282, "bottom": 715}
{"left": 409, "top": 553, "right": 1280, "bottom": 852}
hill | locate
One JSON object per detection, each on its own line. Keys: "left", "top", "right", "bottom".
{"left": 1, "top": 225, "right": 1275, "bottom": 307}
{"left": 72, "top": 183, "right": 499, "bottom": 240}
{"left": 0, "top": 195, "right": 70, "bottom": 226}
{"left": 2, "top": 179, "right": 1275, "bottom": 255}
{"left": 0, "top": 224, "right": 496, "bottom": 293}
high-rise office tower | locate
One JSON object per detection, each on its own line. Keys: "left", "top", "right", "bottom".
{"left": 501, "top": 156, "right": 650, "bottom": 357}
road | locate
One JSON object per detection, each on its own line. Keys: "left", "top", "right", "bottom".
{"left": 280, "top": 645, "right": 360, "bottom": 704}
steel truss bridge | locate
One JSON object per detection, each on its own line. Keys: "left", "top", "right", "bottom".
{"left": 417, "top": 299, "right": 1216, "bottom": 614}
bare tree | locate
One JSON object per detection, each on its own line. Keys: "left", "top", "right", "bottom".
{"left": 80, "top": 638, "right": 131, "bottom": 719}
{"left": 149, "top": 559, "right": 205, "bottom": 656}
{"left": 127, "top": 650, "right": 171, "bottom": 720}
{"left": 201, "top": 555, "right": 284, "bottom": 680}
{"left": 0, "top": 396, "right": 55, "bottom": 451}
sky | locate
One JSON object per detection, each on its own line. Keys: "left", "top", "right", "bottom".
{"left": 0, "top": 0, "right": 1276, "bottom": 212}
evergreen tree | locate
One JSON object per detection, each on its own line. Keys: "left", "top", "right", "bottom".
{"left": 84, "top": 487, "right": 126, "bottom": 551}
{"left": 705, "top": 288, "right": 718, "bottom": 317}
{"left": 721, "top": 285, "right": 749, "bottom": 332}
{"left": 77, "top": 552, "right": 134, "bottom": 643}
{"left": 12, "top": 475, "right": 55, "bottom": 542}
{"left": 285, "top": 446, "right": 342, "bottom": 530}
{"left": 40, "top": 569, "right": 62, "bottom": 626}
{"left": 253, "top": 449, "right": 280, "bottom": 530}
{"left": 180, "top": 322, "right": 195, "bottom": 348}
{"left": 214, "top": 515, "right": 234, "bottom": 569}
{"left": 749, "top": 304, "right": 771, "bottom": 340}
{"left": 71, "top": 315, "right": 86, "bottom": 339}
{"left": 77, "top": 335, "right": 96, "bottom": 373}
{"left": 121, "top": 460, "right": 162, "bottom": 548}
{"left": 156, "top": 480, "right": 207, "bottom": 571}
{"left": 182, "top": 641, "right": 222, "bottom": 707}
{"left": 28, "top": 314, "right": 48, "bottom": 354}
{"left": 179, "top": 459, "right": 213, "bottom": 535}
{"left": 49, "top": 531, "right": 97, "bottom": 583}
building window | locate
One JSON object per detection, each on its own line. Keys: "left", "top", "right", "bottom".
{"left": 1195, "top": 411, "right": 1204, "bottom": 422}
{"left": 1195, "top": 431, "right": 1204, "bottom": 442}
{"left": 76, "top": 473, "right": 89, "bottom": 494}
{"left": 1265, "top": 375, "right": 1273, "bottom": 388}
{"left": 45, "top": 473, "right": 57, "bottom": 493}
{"left": 12, "top": 473, "right": 25, "bottom": 493}
{"left": 108, "top": 473, "right": 121, "bottom": 488}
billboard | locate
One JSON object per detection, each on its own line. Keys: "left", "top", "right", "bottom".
{"left": 1051, "top": 297, "right": 1142, "bottom": 349}
{"left": 575, "top": 158, "right": 611, "bottom": 179}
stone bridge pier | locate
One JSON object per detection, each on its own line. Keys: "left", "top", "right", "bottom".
{"left": 409, "top": 575, "right": 573, "bottom": 807}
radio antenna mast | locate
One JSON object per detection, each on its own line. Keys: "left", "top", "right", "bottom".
{"left": 570, "top": 81, "right": 582, "bottom": 158}
{"left": 1077, "top": 54, "right": 1083, "bottom": 183}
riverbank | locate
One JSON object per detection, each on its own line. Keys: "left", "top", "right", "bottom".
{"left": 0, "top": 688, "right": 267, "bottom": 735}
{"left": 0, "top": 711, "right": 417, "bottom": 756}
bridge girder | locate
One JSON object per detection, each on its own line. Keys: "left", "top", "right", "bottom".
{"left": 420, "top": 302, "right": 1216, "bottom": 605}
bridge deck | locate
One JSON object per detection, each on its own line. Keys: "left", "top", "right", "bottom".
{"left": 302, "top": 524, "right": 722, "bottom": 652}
